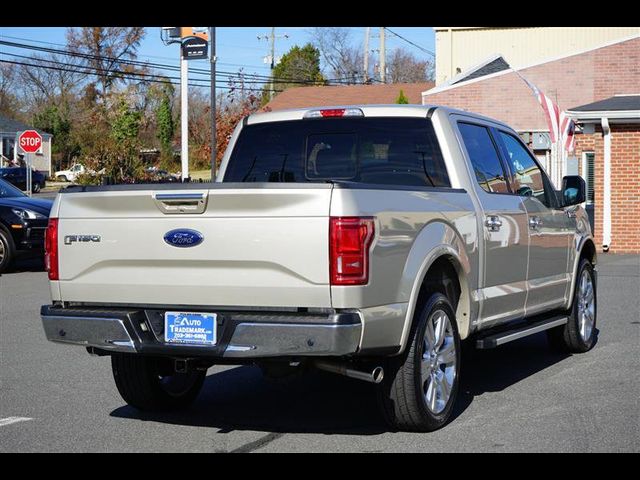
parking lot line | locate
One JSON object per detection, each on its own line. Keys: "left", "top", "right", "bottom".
{"left": 0, "top": 417, "right": 33, "bottom": 427}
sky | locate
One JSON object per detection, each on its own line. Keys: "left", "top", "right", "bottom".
{"left": 0, "top": 26, "right": 435, "bottom": 93}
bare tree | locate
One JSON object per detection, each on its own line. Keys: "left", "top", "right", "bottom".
{"left": 66, "top": 27, "right": 146, "bottom": 101}
{"left": 387, "top": 48, "right": 434, "bottom": 83}
{"left": 0, "top": 63, "right": 21, "bottom": 118}
{"left": 18, "top": 53, "right": 85, "bottom": 110}
{"left": 310, "top": 27, "right": 363, "bottom": 83}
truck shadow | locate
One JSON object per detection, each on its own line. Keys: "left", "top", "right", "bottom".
{"left": 110, "top": 332, "right": 579, "bottom": 435}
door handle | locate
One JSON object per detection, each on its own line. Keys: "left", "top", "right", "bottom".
{"left": 485, "top": 216, "right": 502, "bottom": 232}
{"left": 153, "top": 192, "right": 208, "bottom": 214}
{"left": 529, "top": 216, "right": 543, "bottom": 230}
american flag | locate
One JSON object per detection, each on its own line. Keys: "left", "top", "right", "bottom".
{"left": 559, "top": 111, "right": 575, "bottom": 152}
{"left": 520, "top": 77, "right": 575, "bottom": 152}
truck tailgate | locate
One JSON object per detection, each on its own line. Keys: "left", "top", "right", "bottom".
{"left": 55, "top": 184, "right": 332, "bottom": 308}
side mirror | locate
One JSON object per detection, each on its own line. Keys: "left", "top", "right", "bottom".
{"left": 561, "top": 175, "right": 586, "bottom": 207}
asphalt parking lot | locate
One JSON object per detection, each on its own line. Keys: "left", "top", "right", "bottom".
{"left": 0, "top": 253, "right": 638, "bottom": 452}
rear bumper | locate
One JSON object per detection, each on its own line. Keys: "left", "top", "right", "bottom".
{"left": 40, "top": 305, "right": 362, "bottom": 359}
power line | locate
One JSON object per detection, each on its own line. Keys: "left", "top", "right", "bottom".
{"left": 383, "top": 27, "right": 435, "bottom": 57}
{"left": 0, "top": 58, "right": 284, "bottom": 92}
{"left": 0, "top": 39, "right": 265, "bottom": 81}
{"left": 0, "top": 34, "right": 274, "bottom": 72}
{"left": 1, "top": 52, "right": 287, "bottom": 88}
{"left": 0, "top": 38, "right": 366, "bottom": 86}
{"left": 0, "top": 39, "right": 358, "bottom": 87}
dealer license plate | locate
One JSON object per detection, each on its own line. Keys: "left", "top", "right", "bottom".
{"left": 164, "top": 311, "right": 217, "bottom": 346}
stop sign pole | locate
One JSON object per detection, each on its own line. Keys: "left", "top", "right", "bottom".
{"left": 18, "top": 130, "right": 42, "bottom": 196}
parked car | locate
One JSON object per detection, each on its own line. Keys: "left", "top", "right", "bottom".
{"left": 144, "top": 166, "right": 179, "bottom": 183}
{"left": 40, "top": 105, "right": 597, "bottom": 431}
{"left": 0, "top": 178, "right": 53, "bottom": 273}
{"left": 55, "top": 163, "right": 85, "bottom": 182}
{"left": 0, "top": 167, "right": 47, "bottom": 193}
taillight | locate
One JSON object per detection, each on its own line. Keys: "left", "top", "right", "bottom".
{"left": 45, "top": 218, "right": 59, "bottom": 280}
{"left": 329, "top": 217, "right": 375, "bottom": 286}
{"left": 304, "top": 108, "right": 364, "bottom": 118}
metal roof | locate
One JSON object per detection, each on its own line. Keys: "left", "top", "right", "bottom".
{"left": 452, "top": 56, "right": 511, "bottom": 85}
{"left": 570, "top": 94, "right": 640, "bottom": 112}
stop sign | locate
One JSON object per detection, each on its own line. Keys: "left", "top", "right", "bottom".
{"left": 18, "top": 130, "right": 43, "bottom": 154}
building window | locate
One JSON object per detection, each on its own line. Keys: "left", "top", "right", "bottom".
{"left": 582, "top": 152, "right": 595, "bottom": 205}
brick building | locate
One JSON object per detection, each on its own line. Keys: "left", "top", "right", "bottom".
{"left": 422, "top": 33, "right": 640, "bottom": 253}
{"left": 265, "top": 82, "right": 433, "bottom": 111}
{"left": 566, "top": 96, "right": 640, "bottom": 253}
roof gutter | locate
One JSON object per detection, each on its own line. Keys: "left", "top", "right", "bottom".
{"left": 565, "top": 110, "right": 640, "bottom": 122}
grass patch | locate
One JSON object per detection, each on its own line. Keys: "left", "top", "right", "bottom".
{"left": 189, "top": 169, "right": 215, "bottom": 181}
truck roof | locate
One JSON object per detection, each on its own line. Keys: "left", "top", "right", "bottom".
{"left": 246, "top": 104, "right": 513, "bottom": 131}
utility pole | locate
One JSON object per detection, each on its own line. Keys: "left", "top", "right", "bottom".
{"left": 363, "top": 27, "right": 370, "bottom": 83}
{"left": 180, "top": 50, "right": 189, "bottom": 181}
{"left": 210, "top": 26, "right": 216, "bottom": 180}
{"left": 268, "top": 26, "right": 275, "bottom": 101}
{"left": 379, "top": 27, "right": 386, "bottom": 84}
{"left": 258, "top": 28, "right": 289, "bottom": 101}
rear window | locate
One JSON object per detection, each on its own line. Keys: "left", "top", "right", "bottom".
{"left": 223, "top": 117, "right": 450, "bottom": 188}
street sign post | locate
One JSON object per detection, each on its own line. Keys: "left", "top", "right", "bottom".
{"left": 18, "top": 130, "right": 42, "bottom": 197}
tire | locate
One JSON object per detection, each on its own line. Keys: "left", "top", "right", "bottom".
{"left": 57, "top": 175, "right": 68, "bottom": 182}
{"left": 377, "top": 293, "right": 461, "bottom": 432}
{"left": 111, "top": 354, "right": 206, "bottom": 411}
{"left": 32, "top": 182, "right": 41, "bottom": 193}
{"left": 0, "top": 228, "right": 15, "bottom": 274}
{"left": 547, "top": 259, "right": 597, "bottom": 353}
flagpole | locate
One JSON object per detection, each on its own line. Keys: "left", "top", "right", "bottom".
{"left": 510, "top": 65, "right": 562, "bottom": 186}
{"left": 554, "top": 90, "right": 563, "bottom": 185}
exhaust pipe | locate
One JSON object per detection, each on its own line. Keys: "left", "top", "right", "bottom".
{"left": 314, "top": 361, "right": 384, "bottom": 384}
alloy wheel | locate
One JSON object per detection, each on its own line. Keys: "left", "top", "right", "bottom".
{"left": 577, "top": 270, "right": 595, "bottom": 341}
{"left": 421, "top": 309, "right": 457, "bottom": 414}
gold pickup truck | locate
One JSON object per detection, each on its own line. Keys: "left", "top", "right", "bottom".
{"left": 40, "top": 105, "right": 597, "bottom": 431}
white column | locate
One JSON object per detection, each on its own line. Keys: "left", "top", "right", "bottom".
{"left": 601, "top": 117, "right": 612, "bottom": 251}
{"left": 180, "top": 55, "right": 189, "bottom": 181}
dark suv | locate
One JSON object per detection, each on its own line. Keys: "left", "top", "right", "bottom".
{"left": 0, "top": 167, "right": 47, "bottom": 193}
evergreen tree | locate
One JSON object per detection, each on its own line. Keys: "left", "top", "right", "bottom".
{"left": 262, "top": 43, "right": 325, "bottom": 104}
{"left": 396, "top": 89, "right": 409, "bottom": 104}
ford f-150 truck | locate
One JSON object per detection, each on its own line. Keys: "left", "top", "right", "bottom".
{"left": 40, "top": 105, "right": 597, "bottom": 431}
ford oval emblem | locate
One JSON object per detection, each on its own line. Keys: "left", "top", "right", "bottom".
{"left": 164, "top": 229, "right": 204, "bottom": 248}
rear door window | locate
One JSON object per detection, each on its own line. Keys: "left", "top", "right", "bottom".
{"left": 224, "top": 117, "right": 450, "bottom": 188}
{"left": 458, "top": 122, "right": 510, "bottom": 194}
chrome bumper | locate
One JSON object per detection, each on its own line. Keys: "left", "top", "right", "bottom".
{"left": 224, "top": 322, "right": 361, "bottom": 357}
{"left": 42, "top": 314, "right": 136, "bottom": 352}
{"left": 40, "top": 306, "right": 362, "bottom": 358}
